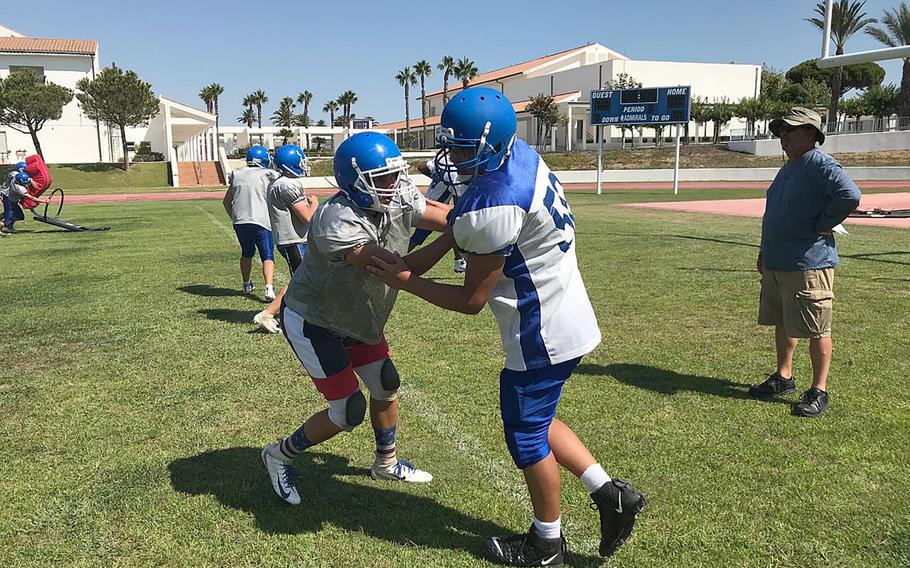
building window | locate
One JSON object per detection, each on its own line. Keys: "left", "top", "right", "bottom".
{"left": 429, "top": 105, "right": 436, "bottom": 116}
{"left": 9, "top": 65, "right": 46, "bottom": 83}
{"left": 576, "top": 120, "right": 584, "bottom": 140}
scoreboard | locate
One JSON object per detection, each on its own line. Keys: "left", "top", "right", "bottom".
{"left": 590, "top": 86, "right": 691, "bottom": 126}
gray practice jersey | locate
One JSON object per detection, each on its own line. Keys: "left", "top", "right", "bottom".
{"left": 227, "top": 167, "right": 277, "bottom": 229}
{"left": 267, "top": 176, "right": 309, "bottom": 246}
{"left": 284, "top": 187, "right": 427, "bottom": 344}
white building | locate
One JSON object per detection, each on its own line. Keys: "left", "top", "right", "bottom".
{"left": 379, "top": 43, "right": 762, "bottom": 150}
{"left": 0, "top": 24, "right": 225, "bottom": 186}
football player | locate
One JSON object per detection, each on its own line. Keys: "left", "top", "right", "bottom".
{"left": 222, "top": 145, "right": 279, "bottom": 300}
{"left": 253, "top": 144, "right": 318, "bottom": 334}
{"left": 2, "top": 171, "right": 49, "bottom": 234}
{"left": 369, "top": 88, "right": 646, "bottom": 565}
{"left": 408, "top": 155, "right": 468, "bottom": 273}
{"left": 260, "top": 132, "right": 451, "bottom": 505}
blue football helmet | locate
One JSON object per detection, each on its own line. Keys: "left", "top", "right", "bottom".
{"left": 274, "top": 144, "right": 310, "bottom": 177}
{"left": 15, "top": 161, "right": 27, "bottom": 172}
{"left": 333, "top": 132, "right": 414, "bottom": 212}
{"left": 246, "top": 145, "right": 271, "bottom": 168}
{"left": 434, "top": 87, "right": 517, "bottom": 183}
{"left": 14, "top": 172, "right": 30, "bottom": 185}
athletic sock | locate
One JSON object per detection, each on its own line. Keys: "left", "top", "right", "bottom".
{"left": 278, "top": 424, "right": 314, "bottom": 461}
{"left": 580, "top": 463, "right": 612, "bottom": 493}
{"left": 532, "top": 516, "right": 562, "bottom": 539}
{"left": 373, "top": 425, "right": 397, "bottom": 467}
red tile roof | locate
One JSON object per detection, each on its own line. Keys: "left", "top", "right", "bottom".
{"left": 425, "top": 44, "right": 593, "bottom": 98}
{"left": 0, "top": 37, "right": 97, "bottom": 55}
{"left": 379, "top": 91, "right": 582, "bottom": 130}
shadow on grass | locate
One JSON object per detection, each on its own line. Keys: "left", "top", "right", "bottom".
{"left": 576, "top": 363, "right": 790, "bottom": 405}
{"left": 197, "top": 308, "right": 257, "bottom": 325}
{"left": 168, "top": 448, "right": 602, "bottom": 565}
{"left": 179, "top": 284, "right": 241, "bottom": 297}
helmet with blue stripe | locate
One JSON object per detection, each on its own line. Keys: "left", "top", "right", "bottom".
{"left": 434, "top": 87, "right": 517, "bottom": 184}
{"left": 333, "top": 132, "right": 414, "bottom": 212}
{"left": 15, "top": 161, "right": 27, "bottom": 172}
{"left": 15, "top": 172, "right": 30, "bottom": 185}
{"left": 246, "top": 145, "right": 271, "bottom": 168}
{"left": 274, "top": 144, "right": 310, "bottom": 177}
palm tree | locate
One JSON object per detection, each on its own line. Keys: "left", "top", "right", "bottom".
{"left": 271, "top": 96, "right": 296, "bottom": 127}
{"left": 396, "top": 67, "right": 418, "bottom": 145}
{"left": 238, "top": 108, "right": 255, "bottom": 128}
{"left": 866, "top": 2, "right": 910, "bottom": 116}
{"left": 250, "top": 89, "right": 268, "bottom": 128}
{"left": 454, "top": 57, "right": 479, "bottom": 90}
{"left": 199, "top": 85, "right": 215, "bottom": 113}
{"left": 242, "top": 93, "right": 256, "bottom": 113}
{"left": 807, "top": 0, "right": 876, "bottom": 130}
{"left": 414, "top": 60, "right": 433, "bottom": 148}
{"left": 295, "top": 91, "right": 314, "bottom": 149}
{"left": 206, "top": 83, "right": 224, "bottom": 156}
{"left": 323, "top": 100, "right": 339, "bottom": 126}
{"left": 438, "top": 55, "right": 456, "bottom": 104}
{"left": 337, "top": 90, "right": 358, "bottom": 128}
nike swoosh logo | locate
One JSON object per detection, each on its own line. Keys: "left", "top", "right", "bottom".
{"left": 277, "top": 467, "right": 292, "bottom": 499}
{"left": 541, "top": 553, "right": 560, "bottom": 565}
{"left": 616, "top": 493, "right": 623, "bottom": 514}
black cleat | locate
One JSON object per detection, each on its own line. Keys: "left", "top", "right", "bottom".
{"left": 482, "top": 525, "right": 566, "bottom": 567}
{"left": 749, "top": 372, "right": 796, "bottom": 398}
{"left": 591, "top": 479, "right": 646, "bottom": 557}
{"left": 794, "top": 387, "right": 829, "bottom": 418}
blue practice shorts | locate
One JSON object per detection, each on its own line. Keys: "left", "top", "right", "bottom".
{"left": 277, "top": 242, "right": 307, "bottom": 274}
{"left": 233, "top": 223, "right": 274, "bottom": 261}
{"left": 500, "top": 357, "right": 581, "bottom": 469}
{"left": 3, "top": 196, "right": 24, "bottom": 228}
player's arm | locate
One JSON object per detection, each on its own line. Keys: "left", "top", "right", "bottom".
{"left": 290, "top": 196, "right": 318, "bottom": 223}
{"left": 402, "top": 229, "right": 455, "bottom": 276}
{"left": 417, "top": 161, "right": 433, "bottom": 177}
{"left": 369, "top": 252, "right": 502, "bottom": 314}
{"left": 413, "top": 200, "right": 451, "bottom": 232}
{"left": 344, "top": 243, "right": 401, "bottom": 273}
{"left": 222, "top": 187, "right": 233, "bottom": 217}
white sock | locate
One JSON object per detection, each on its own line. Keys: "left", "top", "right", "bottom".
{"left": 580, "top": 463, "right": 611, "bottom": 493}
{"left": 532, "top": 516, "right": 561, "bottom": 540}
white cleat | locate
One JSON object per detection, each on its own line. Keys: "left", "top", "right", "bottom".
{"left": 370, "top": 459, "right": 433, "bottom": 483}
{"left": 261, "top": 443, "right": 301, "bottom": 505}
{"left": 253, "top": 310, "right": 281, "bottom": 333}
{"left": 243, "top": 281, "right": 255, "bottom": 295}
{"left": 453, "top": 258, "right": 467, "bottom": 273}
{"left": 264, "top": 285, "right": 276, "bottom": 301}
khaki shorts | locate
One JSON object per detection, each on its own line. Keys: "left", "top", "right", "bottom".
{"left": 758, "top": 268, "right": 834, "bottom": 338}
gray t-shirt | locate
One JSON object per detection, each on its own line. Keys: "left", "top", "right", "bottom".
{"left": 284, "top": 187, "right": 427, "bottom": 344}
{"left": 2, "top": 177, "right": 29, "bottom": 202}
{"left": 267, "top": 176, "right": 309, "bottom": 246}
{"left": 227, "top": 167, "right": 277, "bottom": 229}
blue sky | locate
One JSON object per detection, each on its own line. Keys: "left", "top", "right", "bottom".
{"left": 7, "top": 0, "right": 906, "bottom": 124}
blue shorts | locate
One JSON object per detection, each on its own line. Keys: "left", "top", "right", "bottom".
{"left": 500, "top": 357, "right": 581, "bottom": 469}
{"left": 3, "top": 196, "right": 24, "bottom": 228}
{"left": 233, "top": 223, "right": 274, "bottom": 261}
{"left": 277, "top": 242, "right": 307, "bottom": 274}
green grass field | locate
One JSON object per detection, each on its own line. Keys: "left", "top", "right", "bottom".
{"left": 1, "top": 190, "right": 908, "bottom": 567}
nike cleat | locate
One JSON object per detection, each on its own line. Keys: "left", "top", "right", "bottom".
{"left": 261, "top": 442, "right": 301, "bottom": 505}
{"left": 590, "top": 479, "right": 646, "bottom": 557}
{"left": 482, "top": 525, "right": 566, "bottom": 567}
{"left": 370, "top": 459, "right": 433, "bottom": 483}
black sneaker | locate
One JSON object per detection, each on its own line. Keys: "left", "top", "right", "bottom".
{"left": 794, "top": 387, "right": 829, "bottom": 418}
{"left": 748, "top": 372, "right": 796, "bottom": 398}
{"left": 482, "top": 525, "right": 566, "bottom": 567}
{"left": 590, "top": 479, "right": 646, "bottom": 557}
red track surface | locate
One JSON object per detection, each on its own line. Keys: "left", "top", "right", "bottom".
{"left": 627, "top": 192, "right": 910, "bottom": 229}
{"left": 65, "top": 180, "right": 910, "bottom": 205}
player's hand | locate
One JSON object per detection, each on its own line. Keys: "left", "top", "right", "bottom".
{"left": 368, "top": 253, "right": 412, "bottom": 289}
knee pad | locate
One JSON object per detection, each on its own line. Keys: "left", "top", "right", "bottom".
{"left": 327, "top": 389, "right": 366, "bottom": 431}
{"left": 357, "top": 358, "right": 400, "bottom": 401}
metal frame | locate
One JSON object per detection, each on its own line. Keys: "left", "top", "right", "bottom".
{"left": 818, "top": 0, "right": 910, "bottom": 68}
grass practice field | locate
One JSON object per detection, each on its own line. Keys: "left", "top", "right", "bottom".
{"left": 1, "top": 189, "right": 908, "bottom": 567}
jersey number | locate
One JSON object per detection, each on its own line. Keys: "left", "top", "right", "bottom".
{"left": 543, "top": 172, "right": 575, "bottom": 252}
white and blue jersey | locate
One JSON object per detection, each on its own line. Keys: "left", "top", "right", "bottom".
{"left": 450, "top": 139, "right": 601, "bottom": 371}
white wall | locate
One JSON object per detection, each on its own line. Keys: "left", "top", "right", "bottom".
{"left": 728, "top": 130, "right": 910, "bottom": 156}
{"left": 0, "top": 52, "right": 113, "bottom": 164}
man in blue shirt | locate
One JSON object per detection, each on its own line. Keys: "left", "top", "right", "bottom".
{"left": 750, "top": 107, "right": 861, "bottom": 418}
